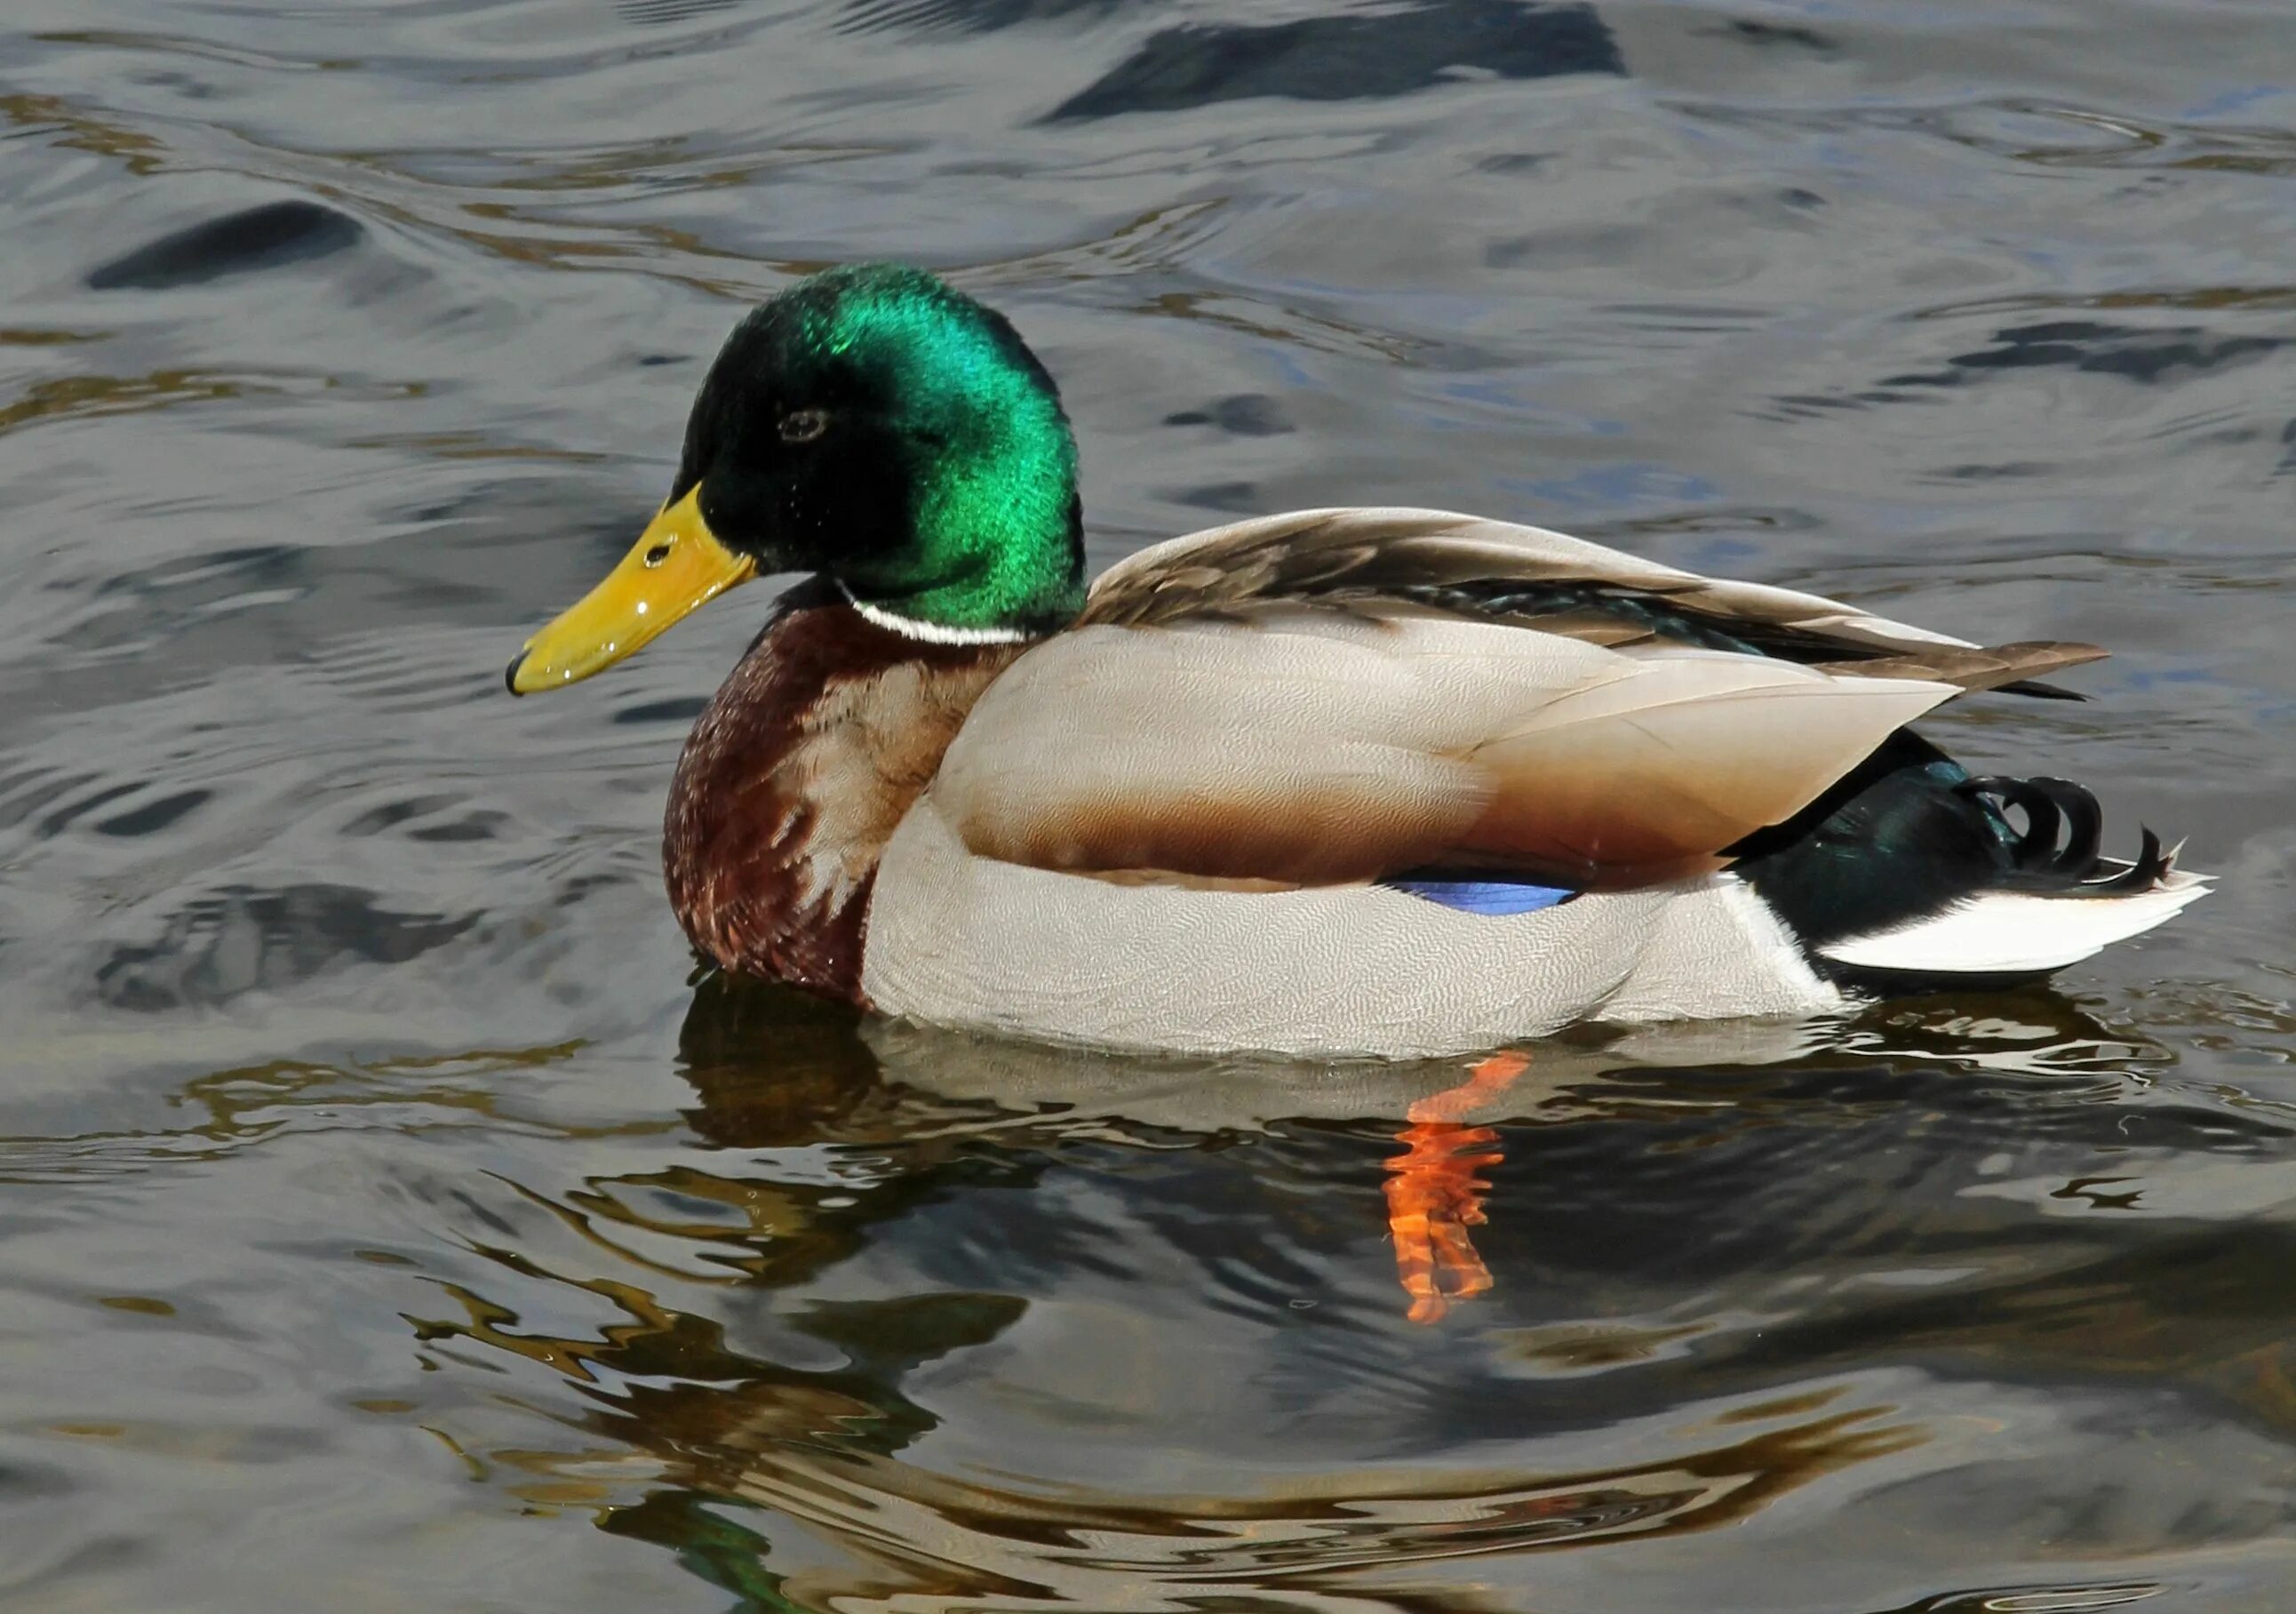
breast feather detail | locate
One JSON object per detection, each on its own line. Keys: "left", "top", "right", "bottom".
{"left": 663, "top": 594, "right": 1023, "bottom": 1001}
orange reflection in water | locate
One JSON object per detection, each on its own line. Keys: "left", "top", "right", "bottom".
{"left": 1383, "top": 1050, "right": 1531, "bottom": 1323}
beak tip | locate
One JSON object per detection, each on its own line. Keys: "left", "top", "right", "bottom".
{"left": 504, "top": 651, "right": 529, "bottom": 697}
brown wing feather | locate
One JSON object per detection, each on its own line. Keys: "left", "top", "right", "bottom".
{"left": 934, "top": 613, "right": 1957, "bottom": 891}
{"left": 1084, "top": 508, "right": 2105, "bottom": 694}
{"left": 1807, "top": 639, "right": 2105, "bottom": 693}
{"left": 933, "top": 508, "right": 2100, "bottom": 890}
{"left": 1456, "top": 663, "right": 1965, "bottom": 885}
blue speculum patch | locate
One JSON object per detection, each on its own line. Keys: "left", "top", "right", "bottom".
{"left": 1382, "top": 878, "right": 1575, "bottom": 915}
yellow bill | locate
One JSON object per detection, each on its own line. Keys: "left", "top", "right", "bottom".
{"left": 506, "top": 486, "right": 756, "bottom": 695}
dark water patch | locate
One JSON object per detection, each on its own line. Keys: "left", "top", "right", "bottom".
{"left": 613, "top": 0, "right": 746, "bottom": 23}
{"left": 1170, "top": 479, "right": 1261, "bottom": 512}
{"left": 0, "top": 1455, "right": 77, "bottom": 1504}
{"left": 0, "top": 769, "right": 100, "bottom": 838}
{"left": 95, "top": 883, "right": 477, "bottom": 1011}
{"left": 85, "top": 200, "right": 363, "bottom": 291}
{"left": 840, "top": 0, "right": 1134, "bottom": 36}
{"left": 337, "top": 793, "right": 504, "bottom": 843}
{"left": 1911, "top": 286, "right": 2296, "bottom": 324}
{"left": 612, "top": 695, "right": 710, "bottom": 725}
{"left": 92, "top": 788, "right": 211, "bottom": 839}
{"left": 1712, "top": 1217, "right": 2296, "bottom": 1391}
{"left": 800, "top": 1291, "right": 1030, "bottom": 1383}
{"left": 1042, "top": 0, "right": 1622, "bottom": 122}
{"left": 1767, "top": 315, "right": 2295, "bottom": 420}
{"left": 1885, "top": 321, "right": 2288, "bottom": 388}
{"left": 89, "top": 544, "right": 307, "bottom": 605}
{"left": 340, "top": 794, "right": 464, "bottom": 837}
{"left": 1162, "top": 392, "right": 1295, "bottom": 435}
{"left": 1933, "top": 460, "right": 2054, "bottom": 482}
{"left": 1709, "top": 18, "right": 1838, "bottom": 54}
{"left": 34, "top": 779, "right": 142, "bottom": 838}
{"left": 1759, "top": 387, "right": 1938, "bottom": 421}
{"left": 413, "top": 812, "right": 505, "bottom": 843}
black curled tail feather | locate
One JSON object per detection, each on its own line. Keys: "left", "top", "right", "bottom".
{"left": 1955, "top": 776, "right": 2172, "bottom": 894}
{"left": 1731, "top": 732, "right": 2185, "bottom": 990}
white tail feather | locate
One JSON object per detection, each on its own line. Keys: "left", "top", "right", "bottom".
{"left": 1819, "top": 870, "right": 2210, "bottom": 975}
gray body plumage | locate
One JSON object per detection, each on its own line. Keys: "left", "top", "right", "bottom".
{"left": 839, "top": 508, "right": 2206, "bottom": 1056}
{"left": 865, "top": 795, "right": 1846, "bottom": 1057}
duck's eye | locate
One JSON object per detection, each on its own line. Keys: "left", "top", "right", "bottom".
{"left": 779, "top": 408, "right": 829, "bottom": 444}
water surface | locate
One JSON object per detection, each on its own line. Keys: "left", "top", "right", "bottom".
{"left": 2, "top": 0, "right": 2293, "bottom": 1607}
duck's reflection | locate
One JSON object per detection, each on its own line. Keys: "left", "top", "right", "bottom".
{"left": 677, "top": 975, "right": 1823, "bottom": 1324}
{"left": 668, "top": 974, "right": 2187, "bottom": 1327}
{"left": 397, "top": 979, "right": 2288, "bottom": 1609}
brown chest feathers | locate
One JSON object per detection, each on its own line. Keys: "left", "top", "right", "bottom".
{"left": 662, "top": 585, "right": 1026, "bottom": 1003}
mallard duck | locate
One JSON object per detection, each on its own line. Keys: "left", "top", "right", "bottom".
{"left": 506, "top": 264, "right": 2205, "bottom": 1058}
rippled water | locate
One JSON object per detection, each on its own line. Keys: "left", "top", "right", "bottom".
{"left": 4, "top": 0, "right": 2294, "bottom": 1607}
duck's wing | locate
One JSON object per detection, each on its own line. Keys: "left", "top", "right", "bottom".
{"left": 1080, "top": 507, "right": 2103, "bottom": 696}
{"left": 930, "top": 508, "right": 2103, "bottom": 891}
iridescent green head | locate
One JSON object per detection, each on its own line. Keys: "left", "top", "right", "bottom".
{"left": 677, "top": 264, "right": 1084, "bottom": 634}
{"left": 506, "top": 266, "right": 1084, "bottom": 694}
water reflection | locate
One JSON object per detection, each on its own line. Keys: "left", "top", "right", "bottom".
{"left": 84, "top": 200, "right": 363, "bottom": 291}
{"left": 1044, "top": 0, "right": 1623, "bottom": 122}
{"left": 586, "top": 1378, "right": 1917, "bottom": 1611}
{"left": 366, "top": 985, "right": 2296, "bottom": 1606}
{"left": 97, "top": 882, "right": 479, "bottom": 1010}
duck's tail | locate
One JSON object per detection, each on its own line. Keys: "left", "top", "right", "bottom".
{"left": 1732, "top": 733, "right": 2208, "bottom": 995}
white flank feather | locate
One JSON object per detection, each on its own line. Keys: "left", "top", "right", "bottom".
{"left": 1819, "top": 870, "right": 2211, "bottom": 975}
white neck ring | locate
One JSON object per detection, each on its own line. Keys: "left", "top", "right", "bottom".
{"left": 837, "top": 585, "right": 1036, "bottom": 645}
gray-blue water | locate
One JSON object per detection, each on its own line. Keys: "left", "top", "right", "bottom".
{"left": 2, "top": 1, "right": 2292, "bottom": 1607}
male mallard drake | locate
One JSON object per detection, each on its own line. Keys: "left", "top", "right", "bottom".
{"left": 506, "top": 264, "right": 2205, "bottom": 1058}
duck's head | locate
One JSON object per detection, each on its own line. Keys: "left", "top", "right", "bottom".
{"left": 506, "top": 264, "right": 1083, "bottom": 694}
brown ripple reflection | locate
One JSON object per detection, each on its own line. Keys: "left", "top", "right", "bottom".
{"left": 630, "top": 1394, "right": 1915, "bottom": 1610}
{"left": 473, "top": 1346, "right": 1922, "bottom": 1613}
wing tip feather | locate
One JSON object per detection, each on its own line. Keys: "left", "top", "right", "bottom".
{"left": 1811, "top": 638, "right": 2108, "bottom": 698}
